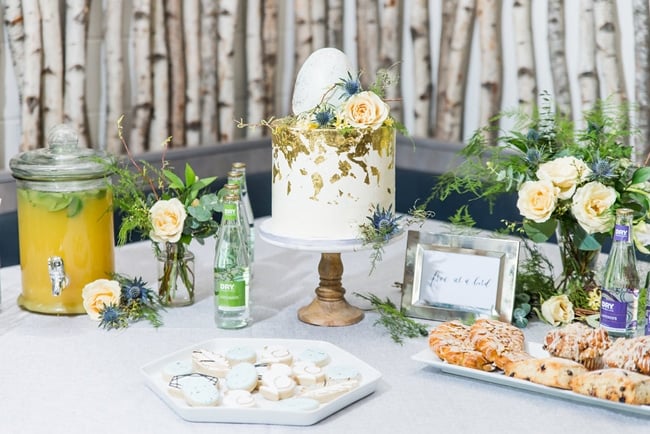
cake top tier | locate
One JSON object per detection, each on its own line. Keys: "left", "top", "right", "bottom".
{"left": 287, "top": 48, "right": 400, "bottom": 134}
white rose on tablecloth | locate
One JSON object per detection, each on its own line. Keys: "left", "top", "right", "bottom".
{"left": 516, "top": 180, "right": 559, "bottom": 223}
{"left": 536, "top": 156, "right": 591, "bottom": 200}
{"left": 82, "top": 279, "right": 121, "bottom": 321}
{"left": 342, "top": 91, "right": 390, "bottom": 130}
{"left": 541, "top": 295, "right": 574, "bottom": 326}
{"left": 571, "top": 181, "right": 616, "bottom": 234}
{"left": 149, "top": 198, "right": 187, "bottom": 243}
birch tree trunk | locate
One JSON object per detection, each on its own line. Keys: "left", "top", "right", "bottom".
{"left": 436, "top": 0, "right": 475, "bottom": 141}
{"left": 310, "top": 0, "right": 326, "bottom": 50}
{"left": 327, "top": 0, "right": 343, "bottom": 49}
{"left": 39, "top": 0, "right": 63, "bottom": 136}
{"left": 547, "top": 0, "right": 572, "bottom": 119}
{"left": 166, "top": 0, "right": 186, "bottom": 147}
{"left": 357, "top": 0, "right": 379, "bottom": 86}
{"left": 246, "top": 0, "right": 265, "bottom": 138}
{"left": 3, "top": 0, "right": 25, "bottom": 104}
{"left": 21, "top": 0, "right": 41, "bottom": 150}
{"left": 200, "top": 0, "right": 218, "bottom": 144}
{"left": 294, "top": 0, "right": 311, "bottom": 76}
{"left": 512, "top": 0, "right": 536, "bottom": 116}
{"left": 633, "top": 0, "right": 650, "bottom": 161}
{"left": 434, "top": 0, "right": 457, "bottom": 137}
{"left": 103, "top": 0, "right": 125, "bottom": 154}
{"left": 379, "top": 0, "right": 402, "bottom": 118}
{"left": 578, "top": 0, "right": 599, "bottom": 117}
{"left": 477, "top": 0, "right": 502, "bottom": 140}
{"left": 130, "top": 0, "right": 152, "bottom": 154}
{"left": 262, "top": 0, "right": 279, "bottom": 119}
{"left": 149, "top": 0, "right": 169, "bottom": 149}
{"left": 183, "top": 0, "right": 201, "bottom": 146}
{"left": 410, "top": 0, "right": 432, "bottom": 137}
{"left": 217, "top": 0, "right": 238, "bottom": 142}
{"left": 64, "top": 0, "right": 91, "bottom": 149}
{"left": 594, "top": 0, "right": 626, "bottom": 105}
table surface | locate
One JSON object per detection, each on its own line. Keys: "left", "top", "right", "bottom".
{"left": 0, "top": 218, "right": 647, "bottom": 434}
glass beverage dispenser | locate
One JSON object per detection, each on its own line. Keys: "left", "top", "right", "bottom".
{"left": 10, "top": 125, "right": 115, "bottom": 314}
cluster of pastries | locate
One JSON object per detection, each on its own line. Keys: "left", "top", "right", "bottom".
{"left": 161, "top": 344, "right": 362, "bottom": 409}
{"left": 429, "top": 319, "right": 650, "bottom": 405}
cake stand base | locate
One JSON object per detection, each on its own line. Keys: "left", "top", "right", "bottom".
{"left": 297, "top": 253, "right": 364, "bottom": 327}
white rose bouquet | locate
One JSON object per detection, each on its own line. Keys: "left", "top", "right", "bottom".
{"left": 108, "top": 117, "right": 221, "bottom": 306}
{"left": 428, "top": 96, "right": 650, "bottom": 326}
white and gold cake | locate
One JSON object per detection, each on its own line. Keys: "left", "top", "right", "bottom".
{"left": 267, "top": 48, "right": 397, "bottom": 241}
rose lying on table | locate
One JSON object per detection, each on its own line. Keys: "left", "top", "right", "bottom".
{"left": 429, "top": 319, "right": 650, "bottom": 405}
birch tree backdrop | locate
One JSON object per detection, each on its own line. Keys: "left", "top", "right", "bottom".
{"left": 0, "top": 0, "right": 645, "bottom": 167}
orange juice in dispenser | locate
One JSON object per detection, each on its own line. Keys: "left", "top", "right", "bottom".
{"left": 10, "top": 125, "right": 115, "bottom": 314}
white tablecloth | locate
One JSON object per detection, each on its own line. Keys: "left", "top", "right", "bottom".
{"left": 0, "top": 218, "right": 647, "bottom": 434}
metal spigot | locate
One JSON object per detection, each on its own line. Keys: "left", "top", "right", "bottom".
{"left": 48, "top": 256, "right": 69, "bottom": 296}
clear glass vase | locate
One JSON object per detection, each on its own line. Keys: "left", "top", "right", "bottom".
{"left": 155, "top": 242, "right": 195, "bottom": 307}
{"left": 555, "top": 220, "right": 601, "bottom": 297}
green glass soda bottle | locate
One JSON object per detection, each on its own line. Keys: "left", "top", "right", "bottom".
{"left": 214, "top": 193, "right": 251, "bottom": 329}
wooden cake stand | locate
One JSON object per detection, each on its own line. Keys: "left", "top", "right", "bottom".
{"left": 259, "top": 218, "right": 372, "bottom": 327}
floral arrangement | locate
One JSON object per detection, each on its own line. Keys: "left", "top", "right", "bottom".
{"left": 429, "top": 97, "right": 650, "bottom": 325}
{"left": 108, "top": 116, "right": 221, "bottom": 305}
{"left": 81, "top": 275, "right": 163, "bottom": 329}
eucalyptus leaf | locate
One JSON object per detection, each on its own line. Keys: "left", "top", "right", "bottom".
{"left": 632, "top": 166, "right": 650, "bottom": 185}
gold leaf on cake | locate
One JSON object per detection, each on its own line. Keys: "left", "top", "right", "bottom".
{"left": 314, "top": 155, "right": 326, "bottom": 165}
{"left": 287, "top": 181, "right": 292, "bottom": 195}
{"left": 310, "top": 173, "right": 323, "bottom": 200}
{"left": 330, "top": 173, "right": 341, "bottom": 183}
{"left": 370, "top": 166, "right": 380, "bottom": 183}
{"left": 339, "top": 160, "right": 351, "bottom": 177}
{"left": 300, "top": 168, "right": 308, "bottom": 176}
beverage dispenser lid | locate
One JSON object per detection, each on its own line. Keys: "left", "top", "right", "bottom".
{"left": 9, "top": 124, "right": 112, "bottom": 181}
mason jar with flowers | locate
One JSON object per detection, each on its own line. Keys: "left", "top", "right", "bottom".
{"left": 107, "top": 120, "right": 221, "bottom": 306}
{"left": 428, "top": 98, "right": 650, "bottom": 325}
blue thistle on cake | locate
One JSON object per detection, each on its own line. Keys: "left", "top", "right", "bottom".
{"left": 313, "top": 106, "right": 335, "bottom": 127}
{"left": 338, "top": 72, "right": 362, "bottom": 98}
{"left": 359, "top": 205, "right": 403, "bottom": 273}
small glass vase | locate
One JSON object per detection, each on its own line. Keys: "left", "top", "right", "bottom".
{"left": 155, "top": 242, "right": 195, "bottom": 307}
{"left": 555, "top": 220, "right": 601, "bottom": 295}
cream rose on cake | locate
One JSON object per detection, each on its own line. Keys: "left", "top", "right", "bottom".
{"left": 82, "top": 279, "right": 121, "bottom": 321}
{"left": 516, "top": 179, "right": 559, "bottom": 223}
{"left": 342, "top": 91, "right": 390, "bottom": 130}
{"left": 149, "top": 198, "right": 187, "bottom": 243}
{"left": 536, "top": 156, "right": 591, "bottom": 200}
{"left": 571, "top": 181, "right": 616, "bottom": 234}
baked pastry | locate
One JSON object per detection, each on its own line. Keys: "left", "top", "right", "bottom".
{"left": 504, "top": 356, "right": 588, "bottom": 389}
{"left": 543, "top": 322, "right": 611, "bottom": 370}
{"left": 428, "top": 321, "right": 494, "bottom": 372}
{"left": 602, "top": 335, "right": 650, "bottom": 375}
{"left": 570, "top": 368, "right": 650, "bottom": 405}
{"left": 469, "top": 319, "right": 529, "bottom": 370}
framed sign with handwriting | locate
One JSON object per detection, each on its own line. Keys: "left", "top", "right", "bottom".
{"left": 400, "top": 230, "right": 520, "bottom": 323}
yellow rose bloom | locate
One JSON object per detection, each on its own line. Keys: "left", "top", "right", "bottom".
{"left": 342, "top": 91, "right": 390, "bottom": 130}
{"left": 516, "top": 180, "right": 558, "bottom": 223}
{"left": 82, "top": 279, "right": 121, "bottom": 321}
{"left": 149, "top": 198, "right": 187, "bottom": 243}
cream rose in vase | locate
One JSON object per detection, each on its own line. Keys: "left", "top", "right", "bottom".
{"left": 536, "top": 156, "right": 591, "bottom": 199}
{"left": 516, "top": 180, "right": 559, "bottom": 223}
{"left": 571, "top": 181, "right": 617, "bottom": 234}
{"left": 149, "top": 198, "right": 187, "bottom": 243}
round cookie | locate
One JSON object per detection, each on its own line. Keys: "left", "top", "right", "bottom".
{"left": 225, "top": 362, "right": 258, "bottom": 392}
{"left": 182, "top": 377, "right": 221, "bottom": 407}
{"left": 324, "top": 365, "right": 361, "bottom": 384}
{"left": 298, "top": 348, "right": 330, "bottom": 367}
{"left": 225, "top": 346, "right": 257, "bottom": 365}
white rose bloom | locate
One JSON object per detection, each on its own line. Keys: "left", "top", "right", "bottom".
{"left": 536, "top": 156, "right": 591, "bottom": 200}
{"left": 516, "top": 180, "right": 559, "bottom": 223}
{"left": 342, "top": 91, "right": 390, "bottom": 130}
{"left": 149, "top": 198, "right": 187, "bottom": 243}
{"left": 571, "top": 181, "right": 616, "bottom": 234}
{"left": 541, "top": 295, "right": 574, "bottom": 326}
{"left": 82, "top": 279, "right": 121, "bottom": 321}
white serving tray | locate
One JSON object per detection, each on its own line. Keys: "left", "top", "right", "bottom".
{"left": 142, "top": 338, "right": 382, "bottom": 425}
{"left": 412, "top": 342, "right": 650, "bottom": 418}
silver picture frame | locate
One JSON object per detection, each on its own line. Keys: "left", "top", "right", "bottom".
{"left": 400, "top": 230, "right": 520, "bottom": 323}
